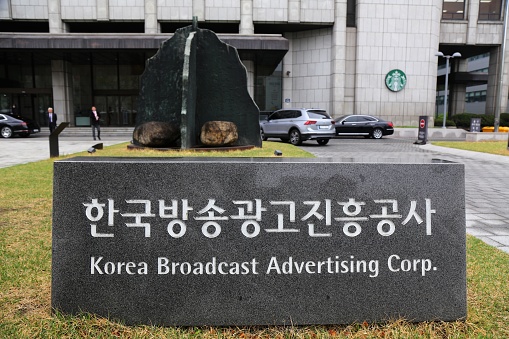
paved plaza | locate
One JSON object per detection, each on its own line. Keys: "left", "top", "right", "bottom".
{"left": 298, "top": 137, "right": 509, "bottom": 254}
{"left": 1, "top": 131, "right": 508, "bottom": 254}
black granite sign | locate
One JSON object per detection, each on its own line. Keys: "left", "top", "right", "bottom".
{"left": 470, "top": 118, "right": 481, "bottom": 132}
{"left": 52, "top": 158, "right": 466, "bottom": 326}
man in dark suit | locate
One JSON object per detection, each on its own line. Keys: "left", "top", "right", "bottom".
{"left": 48, "top": 107, "right": 57, "bottom": 133}
{"left": 90, "top": 106, "right": 101, "bottom": 140}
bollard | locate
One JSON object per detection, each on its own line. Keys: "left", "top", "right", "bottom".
{"left": 414, "top": 116, "right": 428, "bottom": 145}
{"left": 49, "top": 122, "right": 69, "bottom": 158}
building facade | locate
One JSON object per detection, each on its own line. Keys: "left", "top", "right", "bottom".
{"left": 1, "top": 0, "right": 508, "bottom": 128}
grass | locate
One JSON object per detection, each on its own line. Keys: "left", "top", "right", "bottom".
{"left": 432, "top": 140, "right": 509, "bottom": 156}
{"left": 1, "top": 141, "right": 509, "bottom": 338}
{"left": 89, "top": 141, "right": 314, "bottom": 158}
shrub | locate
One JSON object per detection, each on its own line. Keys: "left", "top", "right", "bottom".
{"left": 450, "top": 113, "right": 500, "bottom": 129}
{"left": 500, "top": 113, "right": 509, "bottom": 126}
{"left": 451, "top": 113, "right": 481, "bottom": 129}
{"left": 434, "top": 116, "right": 456, "bottom": 127}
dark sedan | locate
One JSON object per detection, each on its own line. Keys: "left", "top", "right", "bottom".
{"left": 334, "top": 114, "right": 394, "bottom": 139}
{"left": 0, "top": 113, "right": 41, "bottom": 138}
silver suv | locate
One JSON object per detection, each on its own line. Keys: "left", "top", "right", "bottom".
{"left": 260, "top": 108, "right": 336, "bottom": 145}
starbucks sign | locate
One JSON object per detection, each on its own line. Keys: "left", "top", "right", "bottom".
{"left": 385, "top": 69, "right": 407, "bottom": 92}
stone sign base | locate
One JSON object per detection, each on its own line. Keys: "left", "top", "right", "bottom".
{"left": 52, "top": 157, "right": 466, "bottom": 326}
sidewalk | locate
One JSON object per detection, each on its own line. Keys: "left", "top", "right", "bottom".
{"left": 0, "top": 133, "right": 131, "bottom": 169}
{"left": 297, "top": 138, "right": 509, "bottom": 254}
{"left": 420, "top": 143, "right": 509, "bottom": 254}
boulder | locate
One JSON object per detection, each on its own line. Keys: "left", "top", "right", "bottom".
{"left": 200, "top": 121, "right": 238, "bottom": 147}
{"left": 133, "top": 121, "right": 180, "bottom": 148}
{"left": 136, "top": 24, "right": 262, "bottom": 149}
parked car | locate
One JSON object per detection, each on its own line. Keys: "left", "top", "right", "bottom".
{"left": 0, "top": 113, "right": 41, "bottom": 138}
{"left": 260, "top": 108, "right": 336, "bottom": 145}
{"left": 259, "top": 111, "right": 273, "bottom": 122}
{"left": 334, "top": 114, "right": 394, "bottom": 139}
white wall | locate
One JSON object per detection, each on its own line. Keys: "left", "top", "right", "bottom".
{"left": 354, "top": 0, "right": 442, "bottom": 126}
{"left": 286, "top": 28, "right": 333, "bottom": 113}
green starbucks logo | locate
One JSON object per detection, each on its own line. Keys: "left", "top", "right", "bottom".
{"left": 385, "top": 69, "right": 407, "bottom": 92}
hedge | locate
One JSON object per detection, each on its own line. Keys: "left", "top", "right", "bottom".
{"left": 449, "top": 113, "right": 509, "bottom": 129}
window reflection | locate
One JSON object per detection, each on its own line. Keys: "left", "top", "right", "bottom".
{"left": 479, "top": 0, "right": 503, "bottom": 20}
{"left": 442, "top": 0, "right": 465, "bottom": 20}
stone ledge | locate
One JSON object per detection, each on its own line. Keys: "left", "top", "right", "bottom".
{"left": 466, "top": 132, "right": 509, "bottom": 142}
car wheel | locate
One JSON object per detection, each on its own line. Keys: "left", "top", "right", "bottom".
{"left": 1, "top": 126, "right": 13, "bottom": 138}
{"left": 260, "top": 129, "right": 268, "bottom": 141}
{"left": 317, "top": 139, "right": 329, "bottom": 145}
{"left": 371, "top": 128, "right": 383, "bottom": 139}
{"left": 289, "top": 129, "right": 302, "bottom": 145}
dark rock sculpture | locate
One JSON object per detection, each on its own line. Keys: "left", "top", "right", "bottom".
{"left": 134, "top": 19, "right": 261, "bottom": 149}
{"left": 200, "top": 121, "right": 238, "bottom": 146}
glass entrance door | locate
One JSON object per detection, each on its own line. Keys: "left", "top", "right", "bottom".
{"left": 94, "top": 95, "right": 138, "bottom": 126}
{"left": 120, "top": 96, "right": 137, "bottom": 126}
{"left": 0, "top": 92, "right": 51, "bottom": 127}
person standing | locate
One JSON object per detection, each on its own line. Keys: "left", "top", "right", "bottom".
{"left": 90, "top": 106, "right": 101, "bottom": 140}
{"left": 48, "top": 107, "right": 57, "bottom": 133}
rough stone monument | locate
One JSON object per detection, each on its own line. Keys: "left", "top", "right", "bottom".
{"left": 133, "top": 19, "right": 261, "bottom": 149}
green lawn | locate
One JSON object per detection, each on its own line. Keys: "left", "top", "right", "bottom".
{"left": 432, "top": 140, "right": 509, "bottom": 157}
{"left": 1, "top": 141, "right": 508, "bottom": 338}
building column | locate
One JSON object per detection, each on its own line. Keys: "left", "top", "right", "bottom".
{"left": 97, "top": 0, "right": 109, "bottom": 21}
{"left": 488, "top": 43, "right": 509, "bottom": 117}
{"left": 497, "top": 23, "right": 509, "bottom": 116}
{"left": 48, "top": 0, "right": 66, "bottom": 33}
{"left": 193, "top": 0, "right": 205, "bottom": 21}
{"left": 450, "top": 59, "right": 467, "bottom": 115}
{"left": 0, "top": 0, "right": 11, "bottom": 19}
{"left": 51, "top": 60, "right": 74, "bottom": 125}
{"left": 145, "top": 0, "right": 158, "bottom": 34}
{"left": 486, "top": 47, "right": 500, "bottom": 115}
{"left": 330, "top": 0, "right": 347, "bottom": 117}
{"left": 466, "top": 0, "right": 479, "bottom": 44}
{"left": 243, "top": 60, "right": 255, "bottom": 98}
{"left": 288, "top": 0, "right": 300, "bottom": 22}
{"left": 240, "top": 0, "right": 254, "bottom": 34}
{"left": 344, "top": 28, "right": 356, "bottom": 116}
{"left": 282, "top": 33, "right": 293, "bottom": 108}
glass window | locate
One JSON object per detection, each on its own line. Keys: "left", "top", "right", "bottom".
{"left": 465, "top": 92, "right": 472, "bottom": 102}
{"left": 347, "top": 0, "right": 356, "bottom": 27}
{"left": 291, "top": 110, "right": 301, "bottom": 118}
{"left": 93, "top": 65, "right": 118, "bottom": 90}
{"left": 119, "top": 64, "right": 143, "bottom": 90}
{"left": 281, "top": 111, "right": 293, "bottom": 119}
{"left": 254, "top": 62, "right": 282, "bottom": 111}
{"left": 269, "top": 112, "right": 281, "bottom": 120}
{"left": 34, "top": 64, "right": 52, "bottom": 88}
{"left": 308, "top": 110, "right": 330, "bottom": 119}
{"left": 479, "top": 0, "right": 503, "bottom": 20}
{"left": 442, "top": 0, "right": 465, "bottom": 20}
{"left": 73, "top": 64, "right": 93, "bottom": 117}
{"left": 360, "top": 116, "right": 376, "bottom": 122}
{"left": 8, "top": 63, "right": 33, "bottom": 88}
